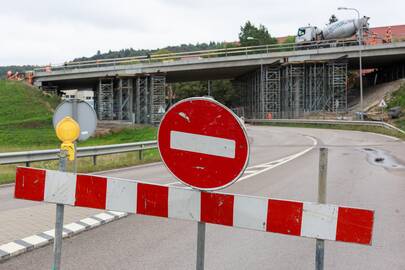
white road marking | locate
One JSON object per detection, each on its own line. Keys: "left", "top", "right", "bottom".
{"left": 166, "top": 136, "right": 317, "bottom": 187}
{"left": 235, "top": 136, "right": 317, "bottom": 183}
{"left": 170, "top": 131, "right": 236, "bottom": 158}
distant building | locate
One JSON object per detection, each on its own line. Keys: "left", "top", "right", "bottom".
{"left": 61, "top": 89, "right": 94, "bottom": 108}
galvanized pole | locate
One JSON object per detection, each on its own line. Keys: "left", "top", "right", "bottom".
{"left": 52, "top": 150, "right": 67, "bottom": 270}
{"left": 72, "top": 99, "right": 79, "bottom": 173}
{"left": 355, "top": 10, "right": 363, "bottom": 119}
{"left": 315, "top": 148, "right": 328, "bottom": 270}
{"left": 196, "top": 221, "right": 206, "bottom": 270}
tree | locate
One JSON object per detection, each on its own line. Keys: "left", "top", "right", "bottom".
{"left": 172, "top": 80, "right": 240, "bottom": 108}
{"left": 283, "top": 35, "right": 296, "bottom": 44}
{"left": 238, "top": 21, "right": 277, "bottom": 47}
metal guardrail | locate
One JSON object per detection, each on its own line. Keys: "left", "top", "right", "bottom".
{"left": 0, "top": 140, "right": 157, "bottom": 166}
{"left": 246, "top": 119, "right": 405, "bottom": 135}
{"left": 33, "top": 39, "right": 360, "bottom": 73}
{"left": 2, "top": 120, "right": 402, "bottom": 166}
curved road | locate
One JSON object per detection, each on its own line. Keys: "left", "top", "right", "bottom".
{"left": 2, "top": 125, "right": 405, "bottom": 269}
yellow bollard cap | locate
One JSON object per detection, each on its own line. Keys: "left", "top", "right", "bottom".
{"left": 55, "top": 117, "right": 80, "bottom": 143}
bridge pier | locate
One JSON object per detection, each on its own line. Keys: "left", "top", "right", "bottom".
{"left": 235, "top": 62, "right": 348, "bottom": 119}
{"left": 96, "top": 75, "right": 166, "bottom": 124}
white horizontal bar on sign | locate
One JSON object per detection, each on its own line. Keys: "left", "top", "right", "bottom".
{"left": 170, "top": 131, "right": 236, "bottom": 158}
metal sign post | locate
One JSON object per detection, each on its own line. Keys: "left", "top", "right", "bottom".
{"left": 158, "top": 97, "right": 250, "bottom": 270}
{"left": 52, "top": 150, "right": 67, "bottom": 270}
{"left": 315, "top": 148, "right": 328, "bottom": 270}
{"left": 72, "top": 99, "right": 79, "bottom": 173}
{"left": 52, "top": 116, "right": 80, "bottom": 270}
{"left": 378, "top": 99, "right": 387, "bottom": 122}
{"left": 50, "top": 99, "right": 96, "bottom": 269}
{"left": 196, "top": 221, "right": 206, "bottom": 270}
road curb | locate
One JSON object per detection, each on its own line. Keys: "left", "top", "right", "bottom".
{"left": 0, "top": 210, "right": 128, "bottom": 262}
{"left": 0, "top": 183, "right": 15, "bottom": 189}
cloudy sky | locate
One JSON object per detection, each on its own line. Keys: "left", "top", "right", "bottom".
{"left": 1, "top": 0, "right": 403, "bottom": 66}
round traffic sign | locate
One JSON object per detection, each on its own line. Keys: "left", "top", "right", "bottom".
{"left": 158, "top": 97, "right": 249, "bottom": 190}
{"left": 53, "top": 100, "right": 97, "bottom": 141}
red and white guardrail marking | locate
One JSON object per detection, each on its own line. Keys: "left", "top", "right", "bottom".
{"left": 14, "top": 167, "right": 374, "bottom": 245}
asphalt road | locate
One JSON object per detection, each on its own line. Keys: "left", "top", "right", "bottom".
{"left": 2, "top": 125, "right": 405, "bottom": 270}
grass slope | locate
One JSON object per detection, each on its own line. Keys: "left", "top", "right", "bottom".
{"left": 0, "top": 80, "right": 61, "bottom": 151}
{"left": 0, "top": 80, "right": 159, "bottom": 184}
{"left": 0, "top": 80, "right": 158, "bottom": 151}
{"left": 387, "top": 83, "right": 405, "bottom": 130}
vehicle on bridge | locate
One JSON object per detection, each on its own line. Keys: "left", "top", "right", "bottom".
{"left": 296, "top": 16, "right": 370, "bottom": 43}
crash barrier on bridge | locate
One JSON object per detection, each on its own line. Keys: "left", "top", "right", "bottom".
{"left": 34, "top": 39, "right": 362, "bottom": 73}
{"left": 15, "top": 167, "right": 374, "bottom": 245}
{"left": 0, "top": 140, "right": 157, "bottom": 166}
{"left": 246, "top": 119, "right": 405, "bottom": 135}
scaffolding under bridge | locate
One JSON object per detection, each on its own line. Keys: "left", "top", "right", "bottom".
{"left": 96, "top": 75, "right": 166, "bottom": 124}
{"left": 234, "top": 61, "right": 348, "bottom": 119}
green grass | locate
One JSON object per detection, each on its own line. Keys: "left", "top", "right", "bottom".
{"left": 0, "top": 80, "right": 60, "bottom": 151}
{"left": 387, "top": 83, "right": 405, "bottom": 131}
{"left": 393, "top": 119, "right": 405, "bottom": 130}
{"left": 0, "top": 80, "right": 59, "bottom": 124}
{"left": 79, "top": 126, "right": 157, "bottom": 147}
{"left": 388, "top": 83, "right": 405, "bottom": 109}
{"left": 0, "top": 80, "right": 158, "bottom": 151}
{"left": 0, "top": 80, "right": 160, "bottom": 184}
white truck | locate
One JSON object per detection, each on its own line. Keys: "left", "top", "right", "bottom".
{"left": 295, "top": 16, "right": 369, "bottom": 43}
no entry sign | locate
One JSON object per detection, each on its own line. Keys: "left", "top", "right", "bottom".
{"left": 158, "top": 97, "right": 249, "bottom": 190}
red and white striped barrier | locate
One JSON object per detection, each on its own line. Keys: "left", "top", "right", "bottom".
{"left": 14, "top": 167, "right": 374, "bottom": 245}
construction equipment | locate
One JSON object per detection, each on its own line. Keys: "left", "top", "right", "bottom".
{"left": 6, "top": 71, "right": 24, "bottom": 81}
{"left": 296, "top": 16, "right": 370, "bottom": 43}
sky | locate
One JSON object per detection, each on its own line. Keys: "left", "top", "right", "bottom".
{"left": 1, "top": 0, "right": 404, "bottom": 66}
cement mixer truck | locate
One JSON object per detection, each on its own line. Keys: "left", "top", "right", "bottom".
{"left": 295, "top": 16, "right": 370, "bottom": 43}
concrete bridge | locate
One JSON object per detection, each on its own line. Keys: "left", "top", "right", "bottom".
{"left": 33, "top": 41, "right": 405, "bottom": 123}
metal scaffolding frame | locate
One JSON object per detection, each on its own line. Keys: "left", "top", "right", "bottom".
{"left": 97, "top": 79, "right": 114, "bottom": 120}
{"left": 150, "top": 75, "right": 166, "bottom": 124}
{"left": 114, "top": 78, "right": 133, "bottom": 121}
{"left": 96, "top": 74, "right": 166, "bottom": 124}
{"left": 327, "top": 62, "right": 348, "bottom": 112}
{"left": 262, "top": 65, "right": 281, "bottom": 119}
{"left": 282, "top": 64, "right": 305, "bottom": 119}
{"left": 235, "top": 61, "right": 348, "bottom": 119}
{"left": 305, "top": 63, "right": 327, "bottom": 112}
{"left": 138, "top": 77, "right": 149, "bottom": 124}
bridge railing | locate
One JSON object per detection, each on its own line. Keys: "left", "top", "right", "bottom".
{"left": 33, "top": 39, "right": 360, "bottom": 73}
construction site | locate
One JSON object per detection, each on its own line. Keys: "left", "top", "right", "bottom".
{"left": 6, "top": 21, "right": 405, "bottom": 124}
{"left": 234, "top": 61, "right": 348, "bottom": 119}
{"left": 96, "top": 75, "right": 166, "bottom": 124}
